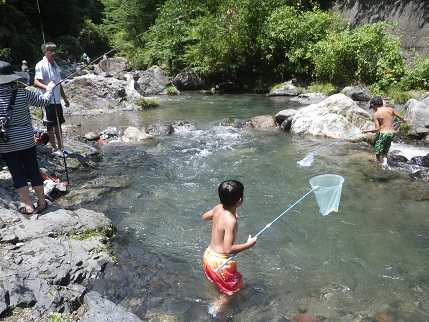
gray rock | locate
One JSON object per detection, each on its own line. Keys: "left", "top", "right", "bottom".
{"left": 81, "top": 291, "right": 142, "bottom": 322}
{"left": 291, "top": 93, "right": 371, "bottom": 139}
{"left": 243, "top": 115, "right": 277, "bottom": 130}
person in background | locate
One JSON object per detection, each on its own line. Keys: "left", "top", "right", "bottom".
{"left": 202, "top": 180, "right": 257, "bottom": 316}
{"left": 363, "top": 96, "right": 407, "bottom": 169}
{"left": 34, "top": 129, "right": 49, "bottom": 145}
{"left": 21, "top": 60, "right": 29, "bottom": 72}
{"left": 34, "top": 42, "right": 71, "bottom": 158}
{"left": 0, "top": 60, "right": 55, "bottom": 215}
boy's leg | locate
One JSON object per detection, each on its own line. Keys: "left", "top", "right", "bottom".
{"left": 54, "top": 124, "right": 63, "bottom": 150}
{"left": 47, "top": 124, "right": 57, "bottom": 151}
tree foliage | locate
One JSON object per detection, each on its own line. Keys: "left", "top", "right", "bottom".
{"left": 1, "top": 0, "right": 424, "bottom": 93}
{"left": 312, "top": 22, "right": 405, "bottom": 91}
{"left": 0, "top": 0, "right": 108, "bottom": 68}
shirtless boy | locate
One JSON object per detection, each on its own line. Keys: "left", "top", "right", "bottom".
{"left": 363, "top": 96, "right": 407, "bottom": 169}
{"left": 202, "top": 180, "right": 257, "bottom": 314}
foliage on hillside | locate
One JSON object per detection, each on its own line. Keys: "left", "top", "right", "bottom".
{"left": 1, "top": 0, "right": 429, "bottom": 93}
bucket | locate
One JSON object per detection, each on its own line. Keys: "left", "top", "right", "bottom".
{"left": 309, "top": 174, "right": 344, "bottom": 216}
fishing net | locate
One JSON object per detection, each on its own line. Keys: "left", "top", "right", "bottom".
{"left": 309, "top": 174, "right": 344, "bottom": 216}
{"left": 297, "top": 152, "right": 314, "bottom": 167}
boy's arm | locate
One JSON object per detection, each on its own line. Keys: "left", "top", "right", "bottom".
{"left": 202, "top": 207, "right": 215, "bottom": 221}
{"left": 223, "top": 219, "right": 257, "bottom": 254}
{"left": 392, "top": 109, "right": 407, "bottom": 122}
{"left": 363, "top": 114, "right": 380, "bottom": 134}
{"left": 60, "top": 84, "right": 70, "bottom": 107}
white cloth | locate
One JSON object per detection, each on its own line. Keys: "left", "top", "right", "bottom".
{"left": 34, "top": 56, "right": 62, "bottom": 104}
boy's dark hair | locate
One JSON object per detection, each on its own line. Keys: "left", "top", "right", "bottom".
{"left": 40, "top": 132, "right": 49, "bottom": 144}
{"left": 369, "top": 96, "right": 383, "bottom": 108}
{"left": 218, "top": 180, "right": 244, "bottom": 206}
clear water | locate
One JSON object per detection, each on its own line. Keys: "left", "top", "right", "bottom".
{"left": 67, "top": 94, "right": 429, "bottom": 321}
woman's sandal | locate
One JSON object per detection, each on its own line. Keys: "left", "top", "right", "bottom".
{"left": 18, "top": 205, "right": 35, "bottom": 215}
{"left": 35, "top": 201, "right": 48, "bottom": 215}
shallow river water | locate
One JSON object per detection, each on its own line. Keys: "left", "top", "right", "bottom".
{"left": 67, "top": 94, "right": 429, "bottom": 321}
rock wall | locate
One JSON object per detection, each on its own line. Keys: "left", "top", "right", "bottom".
{"left": 331, "top": 0, "right": 429, "bottom": 60}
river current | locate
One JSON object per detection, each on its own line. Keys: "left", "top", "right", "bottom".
{"left": 67, "top": 94, "right": 429, "bottom": 321}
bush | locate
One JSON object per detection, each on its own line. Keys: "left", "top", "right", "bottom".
{"left": 134, "top": 97, "right": 159, "bottom": 109}
{"left": 312, "top": 22, "right": 405, "bottom": 90}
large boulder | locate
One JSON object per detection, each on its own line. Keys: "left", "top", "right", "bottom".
{"left": 291, "top": 93, "right": 373, "bottom": 139}
{"left": 341, "top": 84, "right": 372, "bottom": 101}
{"left": 95, "top": 57, "right": 132, "bottom": 76}
{"left": 173, "top": 68, "right": 203, "bottom": 90}
{"left": 137, "top": 65, "right": 173, "bottom": 95}
{"left": 405, "top": 98, "right": 429, "bottom": 140}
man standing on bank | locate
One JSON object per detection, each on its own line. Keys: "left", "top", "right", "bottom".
{"left": 34, "top": 42, "right": 71, "bottom": 158}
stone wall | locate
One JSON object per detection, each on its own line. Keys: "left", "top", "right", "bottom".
{"left": 331, "top": 0, "right": 429, "bottom": 60}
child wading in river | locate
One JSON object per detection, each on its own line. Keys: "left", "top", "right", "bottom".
{"left": 202, "top": 180, "right": 257, "bottom": 316}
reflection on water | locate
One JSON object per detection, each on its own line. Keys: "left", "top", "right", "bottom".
{"left": 68, "top": 94, "right": 429, "bottom": 321}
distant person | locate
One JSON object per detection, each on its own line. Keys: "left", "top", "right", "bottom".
{"left": 21, "top": 60, "right": 29, "bottom": 72}
{"left": 128, "top": 72, "right": 141, "bottom": 98}
{"left": 202, "top": 180, "right": 257, "bottom": 316}
{"left": 0, "top": 60, "right": 55, "bottom": 215}
{"left": 34, "top": 42, "right": 71, "bottom": 158}
{"left": 363, "top": 96, "right": 407, "bottom": 169}
{"left": 81, "top": 52, "right": 88, "bottom": 64}
{"left": 34, "top": 129, "right": 49, "bottom": 145}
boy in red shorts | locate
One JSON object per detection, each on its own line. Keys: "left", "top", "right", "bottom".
{"left": 202, "top": 180, "right": 257, "bottom": 316}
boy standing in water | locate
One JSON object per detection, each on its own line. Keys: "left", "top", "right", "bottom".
{"left": 202, "top": 180, "right": 257, "bottom": 315}
{"left": 363, "top": 96, "right": 407, "bottom": 169}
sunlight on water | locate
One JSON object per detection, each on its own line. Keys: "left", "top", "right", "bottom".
{"left": 68, "top": 94, "right": 429, "bottom": 321}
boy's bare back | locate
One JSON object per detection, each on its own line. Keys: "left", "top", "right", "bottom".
{"left": 373, "top": 107, "right": 400, "bottom": 133}
{"left": 203, "top": 204, "right": 238, "bottom": 254}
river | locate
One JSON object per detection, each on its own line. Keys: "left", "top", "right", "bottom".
{"left": 67, "top": 93, "right": 429, "bottom": 321}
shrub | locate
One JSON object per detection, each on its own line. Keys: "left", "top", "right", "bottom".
{"left": 134, "top": 97, "right": 159, "bottom": 109}
{"left": 312, "top": 22, "right": 405, "bottom": 90}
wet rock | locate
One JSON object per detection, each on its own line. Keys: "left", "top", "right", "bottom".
{"left": 243, "top": 115, "right": 277, "bottom": 130}
{"left": 85, "top": 131, "right": 101, "bottom": 141}
{"left": 80, "top": 291, "right": 142, "bottom": 322}
{"left": 410, "top": 169, "right": 429, "bottom": 181}
{"left": 123, "top": 127, "right": 154, "bottom": 142}
{"left": 410, "top": 153, "right": 429, "bottom": 167}
{"left": 220, "top": 117, "right": 242, "bottom": 127}
{"left": 275, "top": 109, "right": 296, "bottom": 131}
{"left": 147, "top": 123, "right": 174, "bottom": 136}
{"left": 269, "top": 80, "right": 299, "bottom": 96}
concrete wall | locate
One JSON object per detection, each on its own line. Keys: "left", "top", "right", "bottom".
{"left": 331, "top": 0, "right": 429, "bottom": 60}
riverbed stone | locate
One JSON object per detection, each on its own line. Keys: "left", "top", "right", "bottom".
{"left": 291, "top": 93, "right": 372, "bottom": 139}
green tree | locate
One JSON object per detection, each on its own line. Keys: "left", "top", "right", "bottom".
{"left": 258, "top": 5, "right": 343, "bottom": 81}
{"left": 312, "top": 22, "right": 405, "bottom": 90}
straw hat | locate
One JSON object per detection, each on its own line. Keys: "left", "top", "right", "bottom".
{"left": 0, "top": 61, "right": 29, "bottom": 85}
{"left": 22, "top": 60, "right": 27, "bottom": 64}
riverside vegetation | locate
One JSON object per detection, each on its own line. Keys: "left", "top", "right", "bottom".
{"left": 1, "top": 0, "right": 429, "bottom": 100}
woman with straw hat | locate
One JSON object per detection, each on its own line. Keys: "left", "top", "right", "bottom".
{"left": 0, "top": 60, "right": 55, "bottom": 215}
